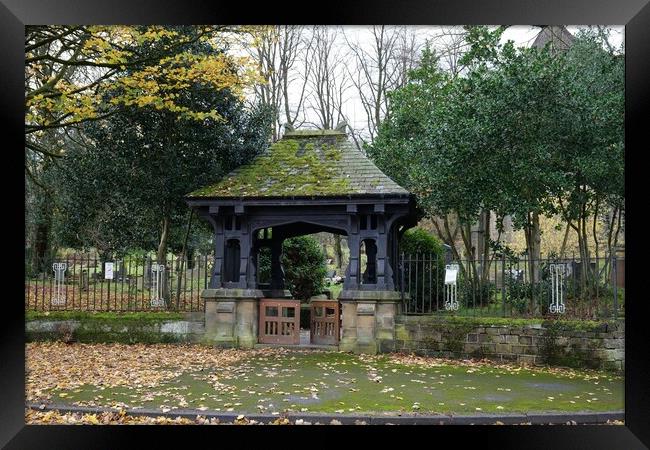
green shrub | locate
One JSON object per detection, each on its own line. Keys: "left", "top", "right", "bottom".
{"left": 280, "top": 236, "right": 327, "bottom": 300}
{"left": 399, "top": 228, "right": 445, "bottom": 312}
{"left": 257, "top": 247, "right": 271, "bottom": 284}
{"left": 458, "top": 277, "right": 495, "bottom": 308}
{"left": 400, "top": 227, "right": 445, "bottom": 256}
{"left": 505, "top": 276, "right": 532, "bottom": 314}
{"left": 504, "top": 275, "right": 551, "bottom": 316}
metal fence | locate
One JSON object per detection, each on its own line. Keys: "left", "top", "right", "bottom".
{"left": 25, "top": 255, "right": 213, "bottom": 312}
{"left": 25, "top": 251, "right": 625, "bottom": 320}
{"left": 397, "top": 253, "right": 625, "bottom": 320}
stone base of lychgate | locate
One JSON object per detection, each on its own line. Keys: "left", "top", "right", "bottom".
{"left": 339, "top": 290, "right": 400, "bottom": 355}
{"left": 201, "top": 288, "right": 263, "bottom": 349}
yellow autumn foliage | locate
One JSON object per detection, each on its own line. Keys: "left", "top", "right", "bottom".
{"left": 25, "top": 25, "right": 258, "bottom": 137}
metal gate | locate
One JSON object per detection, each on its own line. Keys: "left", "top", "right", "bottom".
{"left": 258, "top": 299, "right": 300, "bottom": 345}
{"left": 310, "top": 300, "right": 340, "bottom": 345}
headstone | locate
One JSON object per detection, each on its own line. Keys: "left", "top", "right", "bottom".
{"left": 443, "top": 244, "right": 453, "bottom": 264}
{"left": 507, "top": 268, "right": 524, "bottom": 282}
{"left": 615, "top": 257, "right": 625, "bottom": 289}
{"left": 570, "top": 261, "right": 596, "bottom": 281}
{"left": 80, "top": 269, "right": 89, "bottom": 292}
{"left": 144, "top": 258, "right": 153, "bottom": 288}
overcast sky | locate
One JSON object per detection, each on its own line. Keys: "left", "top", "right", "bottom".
{"left": 237, "top": 25, "right": 624, "bottom": 141}
{"left": 338, "top": 25, "right": 624, "bottom": 138}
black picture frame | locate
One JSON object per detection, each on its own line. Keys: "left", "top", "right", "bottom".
{"left": 3, "top": 1, "right": 648, "bottom": 448}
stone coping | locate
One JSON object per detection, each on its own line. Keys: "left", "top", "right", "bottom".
{"left": 262, "top": 289, "right": 293, "bottom": 299}
{"left": 27, "top": 403, "right": 624, "bottom": 425}
{"left": 339, "top": 289, "right": 402, "bottom": 302}
{"left": 201, "top": 288, "right": 264, "bottom": 300}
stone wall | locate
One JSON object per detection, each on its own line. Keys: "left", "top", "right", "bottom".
{"left": 26, "top": 314, "right": 205, "bottom": 344}
{"left": 26, "top": 311, "right": 625, "bottom": 372}
{"left": 382, "top": 316, "right": 624, "bottom": 371}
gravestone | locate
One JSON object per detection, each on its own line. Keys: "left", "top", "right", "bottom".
{"left": 144, "top": 258, "right": 153, "bottom": 289}
{"left": 442, "top": 244, "right": 453, "bottom": 264}
{"left": 569, "top": 261, "right": 597, "bottom": 281}
{"left": 80, "top": 269, "right": 89, "bottom": 291}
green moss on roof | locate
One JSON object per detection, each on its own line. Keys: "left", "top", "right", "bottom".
{"left": 187, "top": 133, "right": 409, "bottom": 198}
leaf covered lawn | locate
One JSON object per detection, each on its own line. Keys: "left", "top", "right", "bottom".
{"left": 26, "top": 343, "right": 623, "bottom": 422}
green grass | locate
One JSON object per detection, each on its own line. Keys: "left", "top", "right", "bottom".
{"left": 26, "top": 311, "right": 185, "bottom": 321}
{"left": 326, "top": 283, "right": 343, "bottom": 299}
{"left": 401, "top": 312, "right": 613, "bottom": 331}
{"left": 46, "top": 349, "right": 623, "bottom": 415}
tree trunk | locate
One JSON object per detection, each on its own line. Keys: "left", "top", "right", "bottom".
{"left": 479, "top": 210, "right": 492, "bottom": 282}
{"left": 441, "top": 213, "right": 462, "bottom": 263}
{"left": 157, "top": 215, "right": 170, "bottom": 264}
{"left": 175, "top": 210, "right": 194, "bottom": 309}
{"left": 157, "top": 215, "right": 171, "bottom": 308}
{"left": 612, "top": 209, "right": 622, "bottom": 254}
{"left": 459, "top": 219, "right": 479, "bottom": 304}
{"left": 530, "top": 211, "right": 541, "bottom": 281}
{"left": 186, "top": 246, "right": 195, "bottom": 270}
{"left": 99, "top": 249, "right": 114, "bottom": 278}
{"left": 603, "top": 206, "right": 618, "bottom": 281}
{"left": 334, "top": 234, "right": 343, "bottom": 269}
{"left": 592, "top": 199, "right": 601, "bottom": 296}
{"left": 474, "top": 209, "right": 492, "bottom": 306}
{"left": 524, "top": 211, "right": 541, "bottom": 315}
{"left": 32, "top": 222, "right": 51, "bottom": 274}
{"left": 30, "top": 186, "right": 55, "bottom": 274}
{"left": 559, "top": 219, "right": 572, "bottom": 260}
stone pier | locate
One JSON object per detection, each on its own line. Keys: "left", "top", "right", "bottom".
{"left": 202, "top": 288, "right": 263, "bottom": 348}
{"left": 339, "top": 290, "right": 401, "bottom": 354}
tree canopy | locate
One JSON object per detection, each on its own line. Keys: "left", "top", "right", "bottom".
{"left": 368, "top": 27, "right": 623, "bottom": 267}
{"left": 51, "top": 29, "right": 273, "bottom": 260}
{"left": 25, "top": 25, "right": 270, "bottom": 269}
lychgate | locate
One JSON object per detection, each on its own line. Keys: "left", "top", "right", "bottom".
{"left": 185, "top": 123, "right": 418, "bottom": 353}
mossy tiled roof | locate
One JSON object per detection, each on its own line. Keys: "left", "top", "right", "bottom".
{"left": 187, "top": 130, "right": 409, "bottom": 198}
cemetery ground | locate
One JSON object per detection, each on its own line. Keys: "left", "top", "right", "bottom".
{"left": 25, "top": 343, "right": 624, "bottom": 425}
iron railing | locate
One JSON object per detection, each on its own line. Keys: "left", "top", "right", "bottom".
{"left": 25, "top": 251, "right": 625, "bottom": 320}
{"left": 25, "top": 254, "right": 213, "bottom": 312}
{"left": 397, "top": 253, "right": 625, "bottom": 320}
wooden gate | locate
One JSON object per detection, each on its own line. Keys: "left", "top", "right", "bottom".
{"left": 258, "top": 299, "right": 300, "bottom": 345}
{"left": 310, "top": 300, "right": 340, "bottom": 345}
